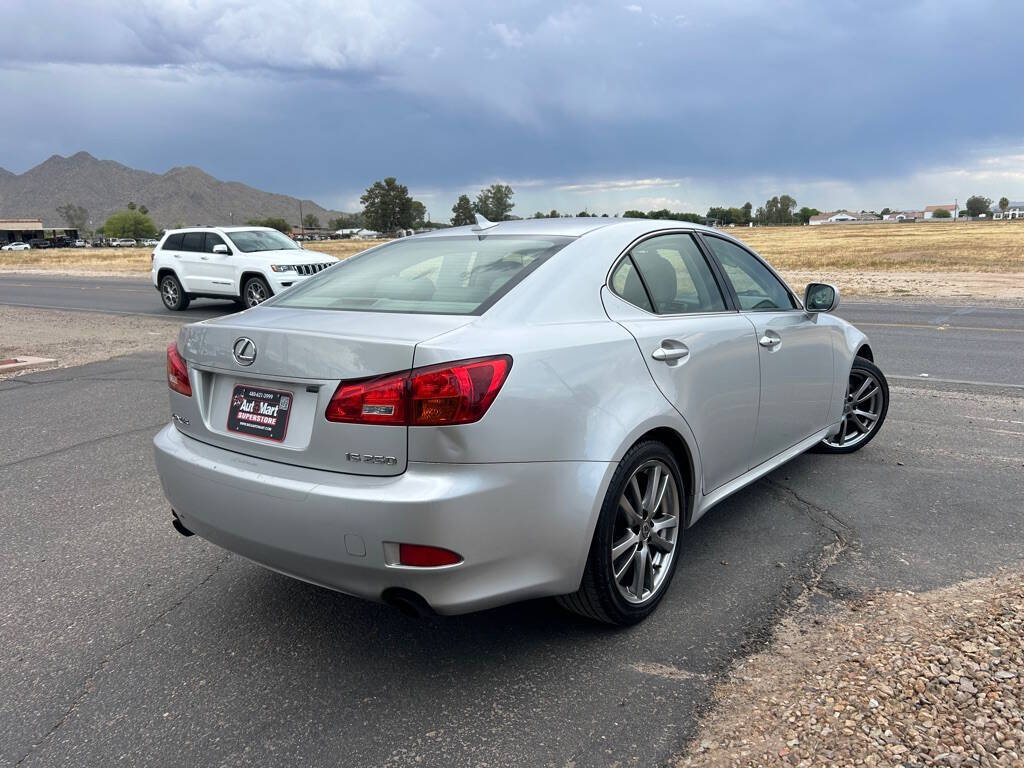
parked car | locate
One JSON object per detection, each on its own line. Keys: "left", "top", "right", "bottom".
{"left": 90, "top": 238, "right": 106, "bottom": 248}
{"left": 154, "top": 217, "right": 889, "bottom": 624}
{"left": 28, "top": 238, "right": 50, "bottom": 249}
{"left": 1, "top": 241, "right": 31, "bottom": 251}
{"left": 110, "top": 238, "right": 138, "bottom": 247}
{"left": 142, "top": 238, "right": 159, "bottom": 247}
{"left": 53, "top": 236, "right": 73, "bottom": 248}
{"left": 72, "top": 239, "right": 87, "bottom": 248}
{"left": 151, "top": 226, "right": 338, "bottom": 311}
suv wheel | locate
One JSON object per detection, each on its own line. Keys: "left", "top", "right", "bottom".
{"left": 159, "top": 273, "right": 190, "bottom": 311}
{"left": 242, "top": 276, "right": 272, "bottom": 309}
{"left": 557, "top": 440, "right": 684, "bottom": 625}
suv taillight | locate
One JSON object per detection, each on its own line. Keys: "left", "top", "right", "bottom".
{"left": 167, "top": 343, "right": 192, "bottom": 397}
{"left": 325, "top": 355, "right": 511, "bottom": 426}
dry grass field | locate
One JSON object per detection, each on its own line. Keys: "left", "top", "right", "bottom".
{"left": 1, "top": 221, "right": 1021, "bottom": 300}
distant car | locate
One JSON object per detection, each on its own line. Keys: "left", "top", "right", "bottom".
{"left": 152, "top": 226, "right": 338, "bottom": 310}
{"left": 111, "top": 238, "right": 138, "bottom": 247}
{"left": 1, "top": 241, "right": 31, "bottom": 251}
{"left": 142, "top": 238, "right": 159, "bottom": 247}
{"left": 90, "top": 239, "right": 106, "bottom": 248}
{"left": 28, "top": 238, "right": 50, "bottom": 249}
{"left": 72, "top": 239, "right": 87, "bottom": 248}
{"left": 53, "top": 236, "right": 73, "bottom": 248}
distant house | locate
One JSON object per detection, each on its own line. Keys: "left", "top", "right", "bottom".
{"left": 992, "top": 201, "right": 1024, "bottom": 220}
{"left": 334, "top": 228, "right": 381, "bottom": 239}
{"left": 923, "top": 204, "right": 957, "bottom": 219}
{"left": 882, "top": 210, "right": 923, "bottom": 222}
{"left": 808, "top": 210, "right": 878, "bottom": 225}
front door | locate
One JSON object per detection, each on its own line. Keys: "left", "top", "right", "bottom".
{"left": 700, "top": 235, "right": 835, "bottom": 465}
{"left": 604, "top": 232, "right": 760, "bottom": 493}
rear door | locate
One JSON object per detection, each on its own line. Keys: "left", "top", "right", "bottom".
{"left": 700, "top": 234, "right": 834, "bottom": 465}
{"left": 603, "top": 232, "right": 760, "bottom": 493}
{"left": 176, "top": 231, "right": 209, "bottom": 292}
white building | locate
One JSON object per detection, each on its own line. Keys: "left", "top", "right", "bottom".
{"left": 808, "top": 210, "right": 878, "bottom": 225}
{"left": 923, "top": 204, "right": 956, "bottom": 219}
{"left": 992, "top": 201, "right": 1024, "bottom": 220}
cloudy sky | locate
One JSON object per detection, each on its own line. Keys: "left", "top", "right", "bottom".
{"left": 2, "top": 0, "right": 1022, "bottom": 218}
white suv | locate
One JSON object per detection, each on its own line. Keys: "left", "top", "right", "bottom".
{"left": 152, "top": 226, "right": 338, "bottom": 311}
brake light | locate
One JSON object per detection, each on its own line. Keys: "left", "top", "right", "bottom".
{"left": 166, "top": 343, "right": 192, "bottom": 396}
{"left": 325, "top": 355, "right": 511, "bottom": 426}
{"left": 399, "top": 543, "right": 462, "bottom": 567}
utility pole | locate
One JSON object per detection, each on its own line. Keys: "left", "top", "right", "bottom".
{"left": 298, "top": 200, "right": 304, "bottom": 238}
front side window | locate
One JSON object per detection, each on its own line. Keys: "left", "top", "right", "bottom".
{"left": 629, "top": 234, "right": 726, "bottom": 314}
{"left": 227, "top": 229, "right": 300, "bottom": 253}
{"left": 273, "top": 235, "right": 571, "bottom": 315}
{"left": 204, "top": 233, "right": 227, "bottom": 252}
{"left": 703, "top": 236, "right": 796, "bottom": 311}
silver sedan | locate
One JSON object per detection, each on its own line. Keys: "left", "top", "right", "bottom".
{"left": 154, "top": 217, "right": 888, "bottom": 624}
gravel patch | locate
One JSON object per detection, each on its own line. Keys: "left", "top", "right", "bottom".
{"left": 0, "top": 306, "right": 181, "bottom": 373}
{"left": 676, "top": 571, "right": 1024, "bottom": 767}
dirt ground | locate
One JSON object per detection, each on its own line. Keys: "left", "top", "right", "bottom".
{"left": 0, "top": 306, "right": 180, "bottom": 374}
{"left": 676, "top": 570, "right": 1024, "bottom": 767}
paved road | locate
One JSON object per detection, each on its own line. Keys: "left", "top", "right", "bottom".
{"left": 1, "top": 273, "right": 1022, "bottom": 387}
{"left": 1, "top": 276, "right": 1023, "bottom": 765}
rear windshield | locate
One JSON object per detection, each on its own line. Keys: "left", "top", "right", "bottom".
{"left": 272, "top": 235, "right": 572, "bottom": 315}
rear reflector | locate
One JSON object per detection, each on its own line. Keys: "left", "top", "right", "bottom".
{"left": 325, "top": 355, "right": 511, "bottom": 426}
{"left": 398, "top": 544, "right": 462, "bottom": 567}
{"left": 166, "top": 343, "right": 192, "bottom": 397}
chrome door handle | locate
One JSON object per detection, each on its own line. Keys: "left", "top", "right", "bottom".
{"left": 652, "top": 346, "right": 689, "bottom": 362}
{"left": 200, "top": 256, "right": 209, "bottom": 260}
{"left": 758, "top": 334, "right": 781, "bottom": 347}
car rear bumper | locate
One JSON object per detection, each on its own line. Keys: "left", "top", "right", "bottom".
{"left": 153, "top": 425, "right": 613, "bottom": 614}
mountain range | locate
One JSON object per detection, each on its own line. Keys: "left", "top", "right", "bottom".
{"left": 0, "top": 152, "right": 348, "bottom": 230}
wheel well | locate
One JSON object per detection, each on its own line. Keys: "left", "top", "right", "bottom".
{"left": 239, "top": 271, "right": 271, "bottom": 298}
{"left": 856, "top": 344, "right": 874, "bottom": 361}
{"left": 156, "top": 267, "right": 178, "bottom": 284}
{"left": 634, "top": 427, "right": 696, "bottom": 527}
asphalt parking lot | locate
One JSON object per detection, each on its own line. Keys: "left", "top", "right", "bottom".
{"left": 1, "top": 278, "right": 1021, "bottom": 766}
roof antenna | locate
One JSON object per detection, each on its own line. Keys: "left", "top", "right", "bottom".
{"left": 471, "top": 213, "right": 500, "bottom": 232}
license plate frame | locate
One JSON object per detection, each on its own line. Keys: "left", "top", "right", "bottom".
{"left": 226, "top": 384, "right": 294, "bottom": 442}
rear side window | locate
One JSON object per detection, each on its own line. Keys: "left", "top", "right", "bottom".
{"left": 273, "top": 235, "right": 572, "bottom": 315}
{"left": 162, "top": 233, "right": 184, "bottom": 250}
{"left": 180, "top": 232, "right": 205, "bottom": 252}
{"left": 630, "top": 234, "right": 726, "bottom": 314}
{"left": 609, "top": 257, "right": 654, "bottom": 312}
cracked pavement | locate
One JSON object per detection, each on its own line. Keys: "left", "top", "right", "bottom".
{"left": 1, "top": 347, "right": 1021, "bottom": 766}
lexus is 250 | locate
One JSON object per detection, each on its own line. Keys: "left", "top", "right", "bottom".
{"left": 155, "top": 216, "right": 888, "bottom": 624}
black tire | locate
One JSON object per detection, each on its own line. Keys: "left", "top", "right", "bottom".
{"left": 159, "top": 273, "right": 190, "bottom": 311}
{"left": 812, "top": 356, "right": 889, "bottom": 454}
{"left": 557, "top": 440, "right": 686, "bottom": 625}
{"left": 241, "top": 276, "right": 272, "bottom": 309}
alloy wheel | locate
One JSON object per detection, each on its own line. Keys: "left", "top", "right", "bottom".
{"left": 611, "top": 459, "right": 680, "bottom": 604}
{"left": 245, "top": 281, "right": 268, "bottom": 307}
{"left": 161, "top": 279, "right": 179, "bottom": 308}
{"left": 822, "top": 369, "right": 883, "bottom": 449}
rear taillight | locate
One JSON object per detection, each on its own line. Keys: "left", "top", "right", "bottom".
{"left": 398, "top": 543, "right": 462, "bottom": 567}
{"left": 325, "top": 355, "right": 511, "bottom": 426}
{"left": 167, "top": 343, "right": 192, "bottom": 397}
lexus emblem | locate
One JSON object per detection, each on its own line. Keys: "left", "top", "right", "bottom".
{"left": 232, "top": 337, "right": 257, "bottom": 366}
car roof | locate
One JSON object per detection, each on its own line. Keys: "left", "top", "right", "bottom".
{"left": 162, "top": 226, "right": 277, "bottom": 235}
{"left": 411, "top": 217, "right": 725, "bottom": 240}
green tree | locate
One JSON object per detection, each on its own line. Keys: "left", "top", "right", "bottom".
{"left": 622, "top": 210, "right": 647, "bottom": 218}
{"left": 55, "top": 203, "right": 89, "bottom": 231}
{"left": 998, "top": 197, "right": 1010, "bottom": 213}
{"left": 103, "top": 209, "right": 157, "bottom": 239}
{"left": 127, "top": 201, "right": 137, "bottom": 211}
{"left": 880, "top": 207, "right": 892, "bottom": 216}
{"left": 302, "top": 213, "right": 321, "bottom": 230}
{"left": 247, "top": 217, "right": 292, "bottom": 233}
{"left": 361, "top": 177, "right": 415, "bottom": 233}
{"left": 548, "top": 209, "right": 560, "bottom": 218}
{"left": 138, "top": 205, "right": 149, "bottom": 216}
{"left": 451, "top": 194, "right": 475, "bottom": 226}
{"left": 473, "top": 184, "right": 515, "bottom": 220}
{"left": 410, "top": 200, "right": 427, "bottom": 228}
{"left": 328, "top": 213, "right": 364, "bottom": 230}
{"left": 797, "top": 206, "right": 821, "bottom": 224}
{"left": 741, "top": 202, "right": 753, "bottom": 224}
{"left": 932, "top": 208, "right": 952, "bottom": 219}
{"left": 965, "top": 195, "right": 992, "bottom": 218}
{"left": 754, "top": 195, "right": 798, "bottom": 225}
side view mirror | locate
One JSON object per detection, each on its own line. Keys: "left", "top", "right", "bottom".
{"left": 212, "top": 244, "right": 230, "bottom": 255}
{"left": 804, "top": 282, "right": 839, "bottom": 313}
